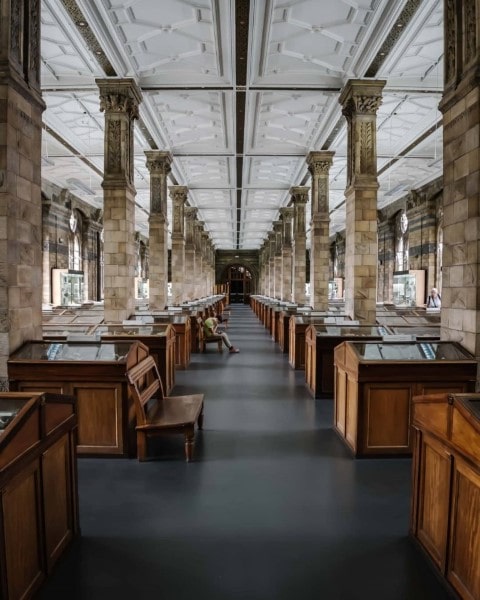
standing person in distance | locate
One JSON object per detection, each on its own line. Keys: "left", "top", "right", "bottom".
{"left": 426, "top": 287, "right": 441, "bottom": 308}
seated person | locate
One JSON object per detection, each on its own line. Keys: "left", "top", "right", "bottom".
{"left": 426, "top": 287, "right": 441, "bottom": 308}
{"left": 204, "top": 315, "right": 239, "bottom": 353}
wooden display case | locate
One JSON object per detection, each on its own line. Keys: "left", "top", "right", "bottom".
{"left": 139, "top": 315, "right": 191, "bottom": 370}
{"left": 0, "top": 392, "right": 78, "bottom": 599}
{"left": 8, "top": 341, "right": 149, "bottom": 457}
{"left": 333, "top": 341, "right": 477, "bottom": 457}
{"left": 97, "top": 324, "right": 175, "bottom": 395}
{"left": 411, "top": 393, "right": 480, "bottom": 600}
{"left": 305, "top": 324, "right": 387, "bottom": 398}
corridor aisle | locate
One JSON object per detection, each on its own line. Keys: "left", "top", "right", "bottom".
{"left": 38, "top": 305, "right": 450, "bottom": 600}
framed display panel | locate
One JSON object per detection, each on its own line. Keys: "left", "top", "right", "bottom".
{"left": 392, "top": 270, "right": 426, "bottom": 307}
{"left": 51, "top": 269, "right": 84, "bottom": 306}
{"left": 333, "top": 341, "right": 477, "bottom": 457}
{"left": 411, "top": 393, "right": 480, "bottom": 600}
{"left": 8, "top": 341, "right": 149, "bottom": 457}
{"left": 0, "top": 392, "right": 78, "bottom": 600}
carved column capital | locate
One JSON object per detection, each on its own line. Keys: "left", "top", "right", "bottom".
{"left": 145, "top": 151, "right": 172, "bottom": 176}
{"left": 97, "top": 78, "right": 142, "bottom": 189}
{"left": 169, "top": 185, "right": 188, "bottom": 237}
{"left": 306, "top": 151, "right": 335, "bottom": 177}
{"left": 280, "top": 207, "right": 293, "bottom": 247}
{"left": 339, "top": 79, "right": 386, "bottom": 188}
{"left": 97, "top": 78, "right": 142, "bottom": 118}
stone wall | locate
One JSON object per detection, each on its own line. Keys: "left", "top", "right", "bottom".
{"left": 42, "top": 183, "right": 103, "bottom": 304}
{"left": 330, "top": 178, "right": 443, "bottom": 305}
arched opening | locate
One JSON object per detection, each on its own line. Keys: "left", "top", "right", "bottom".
{"left": 226, "top": 264, "right": 252, "bottom": 304}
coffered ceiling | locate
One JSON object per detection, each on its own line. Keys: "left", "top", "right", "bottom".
{"left": 40, "top": 0, "right": 444, "bottom": 249}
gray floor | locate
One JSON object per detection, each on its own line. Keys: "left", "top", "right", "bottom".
{"left": 38, "top": 305, "right": 452, "bottom": 599}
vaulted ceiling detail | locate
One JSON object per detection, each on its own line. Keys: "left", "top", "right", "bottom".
{"left": 40, "top": 0, "right": 444, "bottom": 249}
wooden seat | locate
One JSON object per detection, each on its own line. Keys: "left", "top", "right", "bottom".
{"left": 126, "top": 355, "right": 204, "bottom": 462}
{"left": 197, "top": 317, "right": 223, "bottom": 352}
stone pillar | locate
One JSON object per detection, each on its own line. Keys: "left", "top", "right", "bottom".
{"left": 169, "top": 185, "right": 187, "bottom": 304}
{"left": 208, "top": 239, "right": 215, "bottom": 296}
{"left": 440, "top": 0, "right": 480, "bottom": 361}
{"left": 201, "top": 231, "right": 210, "bottom": 297}
{"left": 0, "top": 0, "right": 45, "bottom": 387}
{"left": 307, "top": 151, "right": 335, "bottom": 310}
{"left": 339, "top": 79, "right": 386, "bottom": 323}
{"left": 268, "top": 231, "right": 276, "bottom": 298}
{"left": 145, "top": 151, "right": 172, "bottom": 309}
{"left": 82, "top": 219, "right": 90, "bottom": 302}
{"left": 273, "top": 220, "right": 283, "bottom": 299}
{"left": 280, "top": 207, "right": 293, "bottom": 302}
{"left": 291, "top": 187, "right": 309, "bottom": 305}
{"left": 193, "top": 220, "right": 204, "bottom": 298}
{"left": 97, "top": 78, "right": 142, "bottom": 321}
{"left": 184, "top": 206, "right": 197, "bottom": 300}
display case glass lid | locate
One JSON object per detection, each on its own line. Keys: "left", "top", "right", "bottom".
{"left": 350, "top": 341, "right": 475, "bottom": 362}
{"left": 0, "top": 396, "right": 27, "bottom": 435}
{"left": 388, "top": 326, "right": 440, "bottom": 338}
{"left": 314, "top": 325, "right": 387, "bottom": 337}
{"left": 97, "top": 324, "right": 170, "bottom": 337}
{"left": 10, "top": 341, "right": 134, "bottom": 361}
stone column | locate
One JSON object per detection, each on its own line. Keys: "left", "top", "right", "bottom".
{"left": 97, "top": 78, "right": 142, "bottom": 321}
{"left": 201, "top": 231, "right": 210, "bottom": 297}
{"left": 280, "top": 207, "right": 293, "bottom": 302}
{"left": 291, "top": 187, "right": 309, "bottom": 305}
{"left": 193, "top": 220, "right": 204, "bottom": 298}
{"left": 169, "top": 185, "right": 187, "bottom": 304}
{"left": 261, "top": 242, "right": 268, "bottom": 295}
{"left": 307, "top": 151, "right": 335, "bottom": 310}
{"left": 273, "top": 220, "right": 283, "bottom": 299}
{"left": 440, "top": 0, "right": 480, "bottom": 360}
{"left": 0, "top": 0, "right": 45, "bottom": 387}
{"left": 82, "top": 218, "right": 90, "bottom": 302}
{"left": 268, "top": 231, "right": 276, "bottom": 298}
{"left": 145, "top": 151, "right": 172, "bottom": 309}
{"left": 208, "top": 239, "right": 215, "bottom": 296}
{"left": 339, "top": 79, "right": 386, "bottom": 323}
{"left": 184, "top": 206, "right": 197, "bottom": 300}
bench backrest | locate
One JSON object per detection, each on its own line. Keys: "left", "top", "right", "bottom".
{"left": 126, "top": 355, "right": 165, "bottom": 426}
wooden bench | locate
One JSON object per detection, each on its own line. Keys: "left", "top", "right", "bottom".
{"left": 196, "top": 317, "right": 223, "bottom": 352}
{"left": 126, "top": 355, "right": 204, "bottom": 461}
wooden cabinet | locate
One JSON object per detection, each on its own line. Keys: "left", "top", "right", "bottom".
{"left": 411, "top": 393, "right": 480, "bottom": 599}
{"left": 8, "top": 341, "right": 149, "bottom": 457}
{"left": 97, "top": 324, "right": 175, "bottom": 395}
{"left": 333, "top": 341, "right": 477, "bottom": 457}
{"left": 0, "top": 392, "right": 78, "bottom": 600}
{"left": 305, "top": 324, "right": 385, "bottom": 397}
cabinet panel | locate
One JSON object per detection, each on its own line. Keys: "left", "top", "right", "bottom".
{"left": 3, "top": 462, "right": 44, "bottom": 600}
{"left": 417, "top": 434, "right": 451, "bottom": 570}
{"left": 448, "top": 459, "right": 480, "bottom": 600}
{"left": 74, "top": 385, "right": 123, "bottom": 454}
{"left": 365, "top": 386, "right": 411, "bottom": 449}
{"left": 335, "top": 369, "right": 346, "bottom": 436}
{"left": 42, "top": 435, "right": 74, "bottom": 571}
{"left": 345, "top": 377, "right": 358, "bottom": 451}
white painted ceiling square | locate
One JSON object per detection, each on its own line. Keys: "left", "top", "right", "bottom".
{"left": 100, "top": 0, "right": 233, "bottom": 85}
{"left": 149, "top": 90, "right": 232, "bottom": 153}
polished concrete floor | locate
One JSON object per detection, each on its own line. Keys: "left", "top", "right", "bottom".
{"left": 38, "top": 305, "right": 453, "bottom": 600}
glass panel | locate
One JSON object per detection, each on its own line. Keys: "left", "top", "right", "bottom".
{"left": 353, "top": 342, "right": 473, "bottom": 361}
{"left": 315, "top": 326, "right": 385, "bottom": 337}
{"left": 0, "top": 397, "right": 27, "bottom": 433}
{"left": 11, "top": 342, "right": 133, "bottom": 361}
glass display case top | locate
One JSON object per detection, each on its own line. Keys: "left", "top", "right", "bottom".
{"left": 0, "top": 397, "right": 25, "bottom": 434}
{"left": 388, "top": 326, "right": 440, "bottom": 338}
{"left": 315, "top": 325, "right": 386, "bottom": 337}
{"left": 10, "top": 342, "right": 134, "bottom": 362}
{"left": 351, "top": 342, "right": 474, "bottom": 362}
{"left": 97, "top": 324, "right": 170, "bottom": 337}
